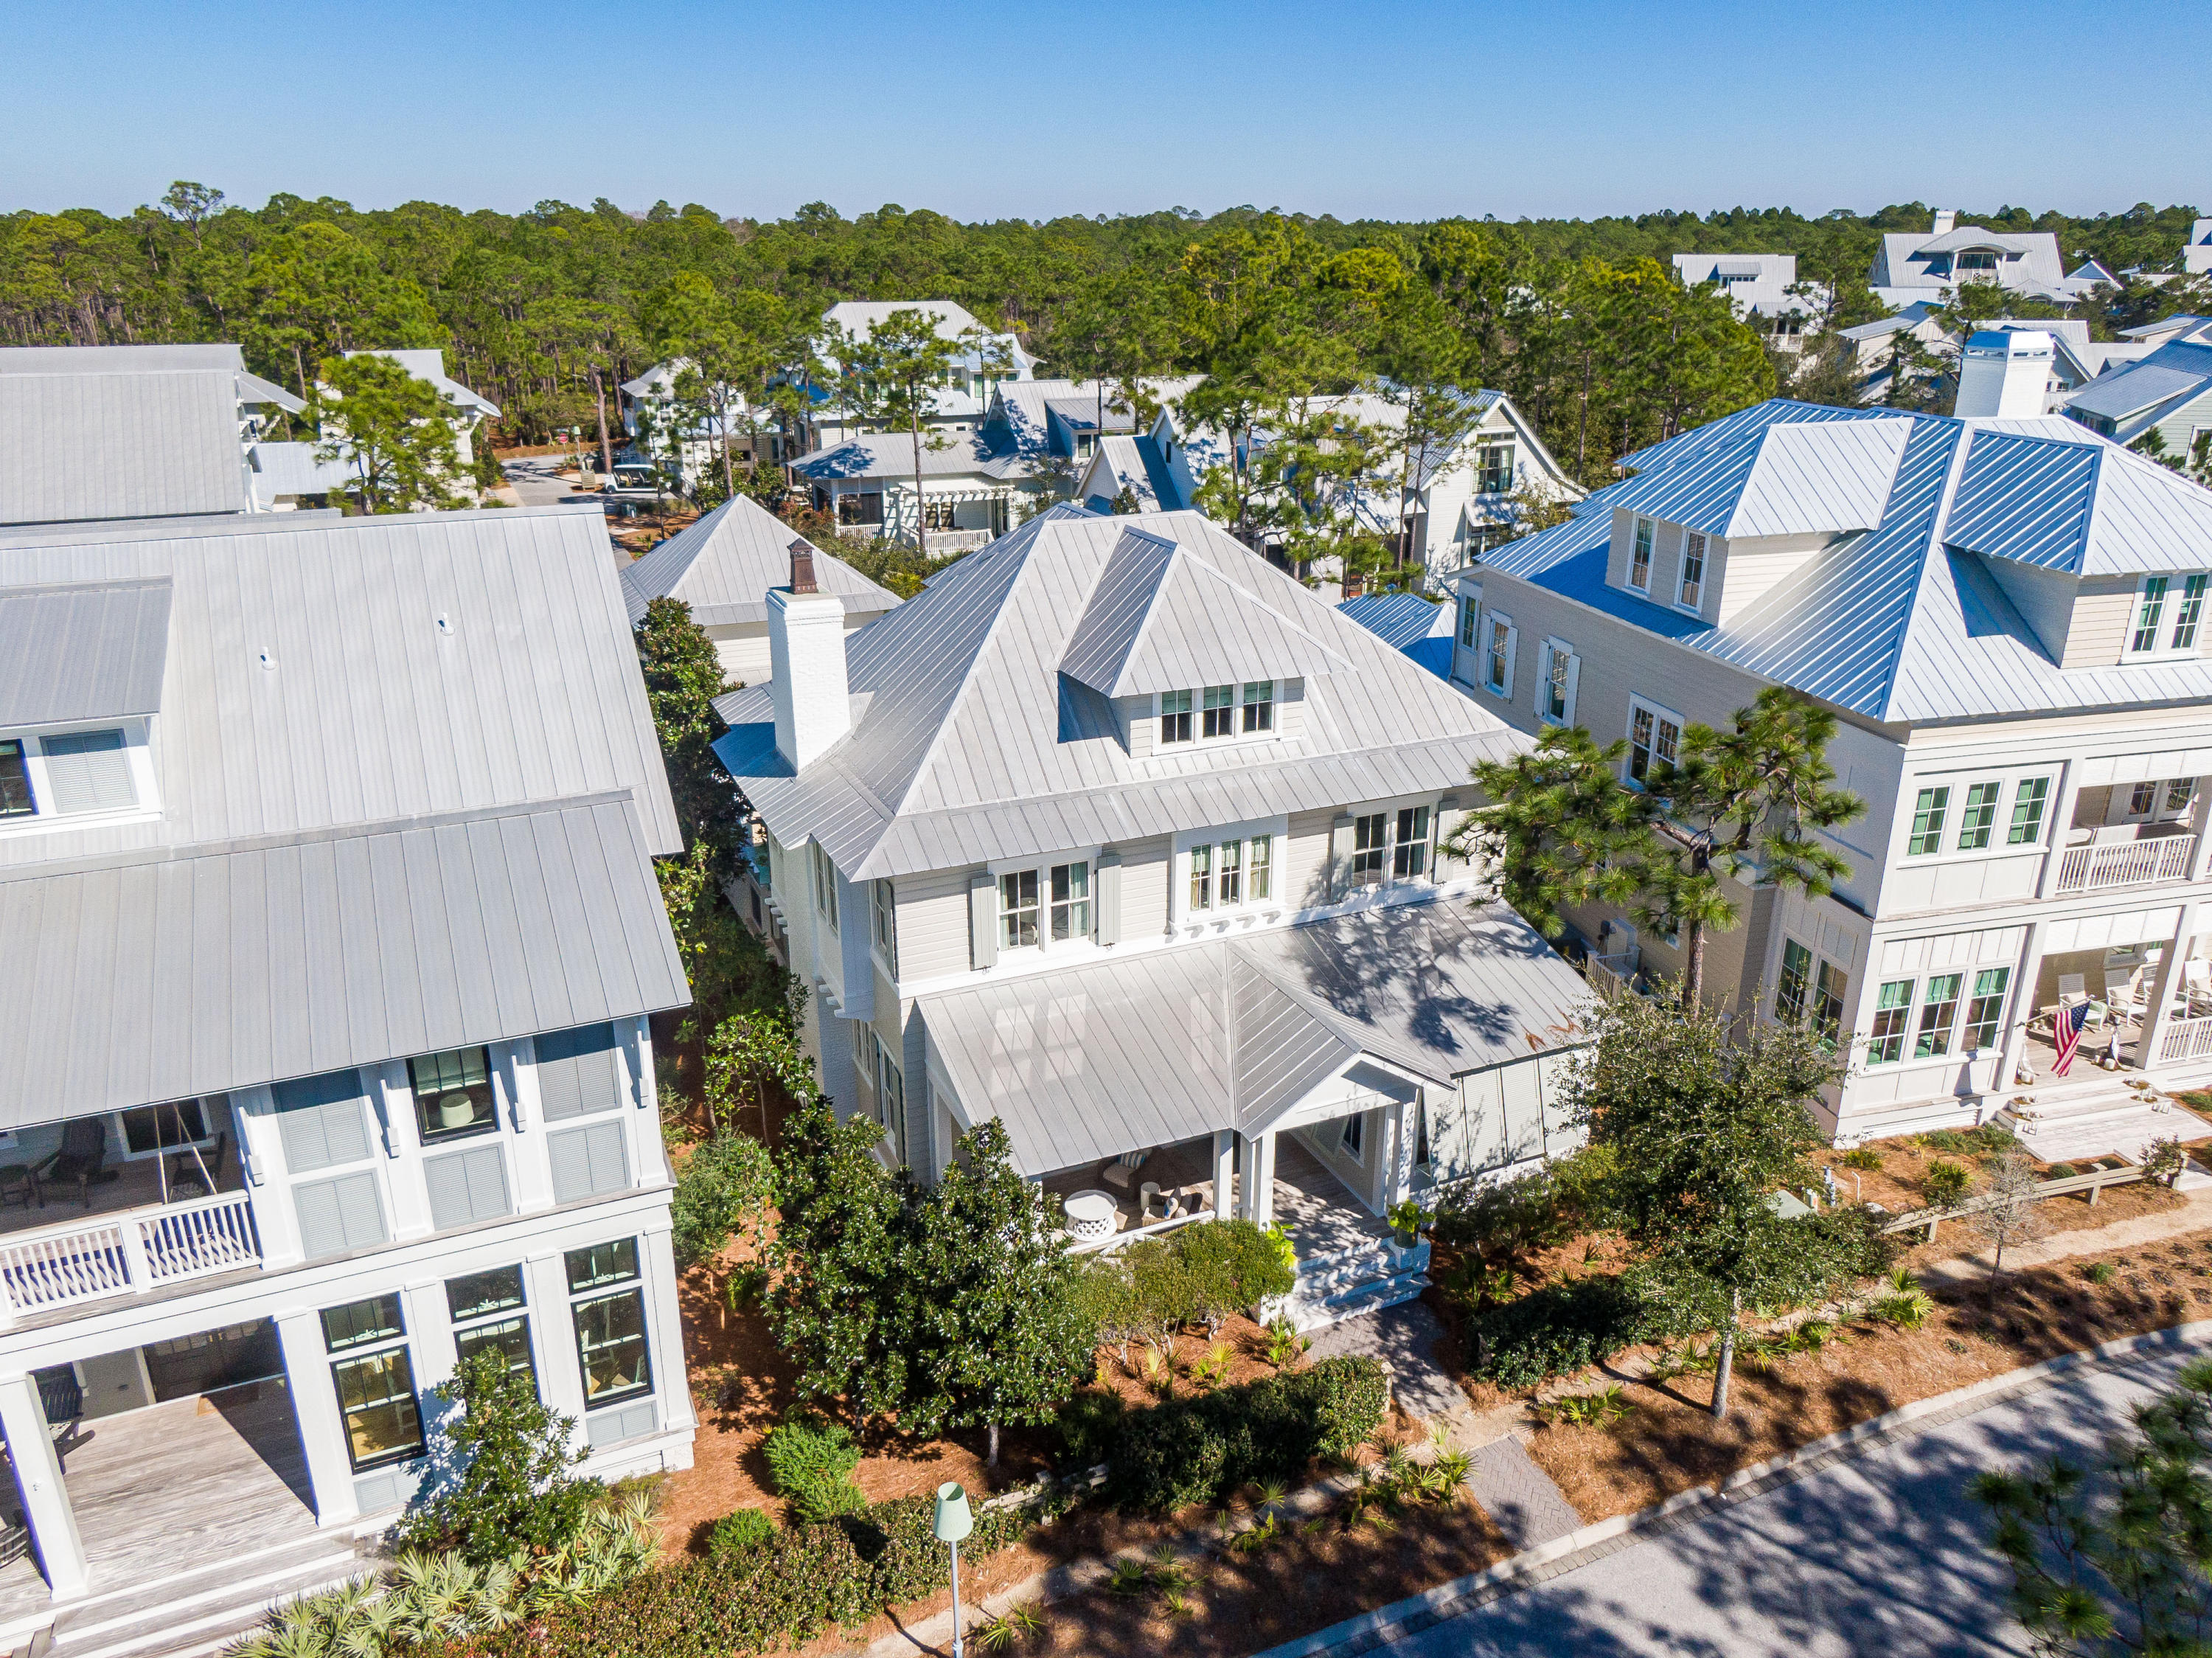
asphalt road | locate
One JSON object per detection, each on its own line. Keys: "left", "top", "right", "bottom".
{"left": 501, "top": 454, "right": 594, "bottom": 507}
{"left": 1375, "top": 1339, "right": 2209, "bottom": 1658}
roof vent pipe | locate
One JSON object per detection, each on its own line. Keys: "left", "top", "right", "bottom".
{"left": 768, "top": 541, "right": 849, "bottom": 771}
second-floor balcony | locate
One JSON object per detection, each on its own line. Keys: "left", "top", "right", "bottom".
{"left": 2055, "top": 823, "right": 2196, "bottom": 895}
{"left": 0, "top": 1130, "right": 260, "bottom": 1328}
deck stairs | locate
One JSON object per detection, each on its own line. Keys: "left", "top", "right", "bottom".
{"left": 1281, "top": 1235, "right": 1430, "bottom": 1333}
{"left": 1997, "top": 1078, "right": 2212, "bottom": 1166}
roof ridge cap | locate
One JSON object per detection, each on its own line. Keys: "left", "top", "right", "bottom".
{"left": 1877, "top": 422, "right": 1977, "bottom": 722}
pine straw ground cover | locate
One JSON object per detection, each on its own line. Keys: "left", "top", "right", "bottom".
{"left": 1521, "top": 1227, "right": 2212, "bottom": 1523}
{"left": 1802, "top": 1125, "right": 2204, "bottom": 1234}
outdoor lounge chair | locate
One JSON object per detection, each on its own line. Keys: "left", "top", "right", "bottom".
{"left": 38, "top": 1119, "right": 113, "bottom": 1210}
{"left": 1102, "top": 1149, "right": 1151, "bottom": 1191}
{"left": 166, "top": 1131, "right": 225, "bottom": 1199}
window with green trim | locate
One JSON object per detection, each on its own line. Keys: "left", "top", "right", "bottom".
{"left": 2006, "top": 778, "right": 2050, "bottom": 845}
{"left": 1955, "top": 783, "right": 2000, "bottom": 850}
{"left": 1914, "top": 974, "right": 1963, "bottom": 1058}
{"left": 1868, "top": 980, "right": 1913, "bottom": 1064}
{"left": 1776, "top": 940, "right": 1812, "bottom": 1024}
{"left": 1963, "top": 967, "right": 2011, "bottom": 1050}
{"left": 1907, "top": 787, "right": 1950, "bottom": 856}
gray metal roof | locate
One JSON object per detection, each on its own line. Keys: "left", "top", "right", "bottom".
{"left": 1, "top": 371, "right": 250, "bottom": 525}
{"left": 1478, "top": 398, "right": 2212, "bottom": 725}
{"left": 0, "top": 345, "right": 246, "bottom": 376}
{"left": 0, "top": 505, "right": 682, "bottom": 868}
{"left": 714, "top": 507, "right": 1528, "bottom": 881}
{"left": 919, "top": 897, "right": 1591, "bottom": 1175}
{"left": 618, "top": 494, "right": 902, "bottom": 628}
{"left": 342, "top": 350, "right": 500, "bottom": 418}
{"left": 0, "top": 578, "right": 171, "bottom": 726}
{"left": 248, "top": 441, "right": 358, "bottom": 504}
{"left": 789, "top": 431, "right": 1029, "bottom": 484}
{"left": 2066, "top": 362, "right": 2209, "bottom": 423}
{"left": 0, "top": 794, "right": 686, "bottom": 1126}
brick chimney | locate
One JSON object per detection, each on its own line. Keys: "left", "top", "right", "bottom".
{"left": 768, "top": 537, "right": 849, "bottom": 770}
{"left": 789, "top": 538, "right": 819, "bottom": 594}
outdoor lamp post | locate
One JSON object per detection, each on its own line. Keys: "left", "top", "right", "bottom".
{"left": 933, "top": 1480, "right": 974, "bottom": 1658}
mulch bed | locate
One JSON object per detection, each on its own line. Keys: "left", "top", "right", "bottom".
{"left": 1523, "top": 1227, "right": 2212, "bottom": 1523}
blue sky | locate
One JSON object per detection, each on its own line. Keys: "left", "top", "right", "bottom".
{"left": 7, "top": 0, "right": 2206, "bottom": 221}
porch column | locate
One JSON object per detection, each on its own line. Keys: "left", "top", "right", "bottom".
{"left": 2036, "top": 763, "right": 2084, "bottom": 901}
{"left": 2140, "top": 901, "right": 2202, "bottom": 1077}
{"left": 639, "top": 1226, "right": 698, "bottom": 1446}
{"left": 274, "top": 1310, "right": 361, "bottom": 1527}
{"left": 1996, "top": 920, "right": 2048, "bottom": 1095}
{"left": 0, "top": 1374, "right": 88, "bottom": 1600}
{"left": 2190, "top": 779, "right": 2212, "bottom": 883}
{"left": 1211, "top": 1131, "right": 1237, "bottom": 1223}
{"left": 1238, "top": 1131, "right": 1276, "bottom": 1228}
{"left": 1382, "top": 1099, "right": 1414, "bottom": 1212}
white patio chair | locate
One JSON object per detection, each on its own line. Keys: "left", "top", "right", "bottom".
{"left": 2186, "top": 959, "right": 2212, "bottom": 1017}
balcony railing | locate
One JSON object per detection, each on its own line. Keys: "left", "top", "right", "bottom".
{"left": 2159, "top": 1016, "right": 2212, "bottom": 1067}
{"left": 0, "top": 1190, "right": 261, "bottom": 1326}
{"left": 2056, "top": 832, "right": 2194, "bottom": 894}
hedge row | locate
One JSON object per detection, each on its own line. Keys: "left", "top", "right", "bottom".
{"left": 423, "top": 1495, "right": 1029, "bottom": 1658}
{"left": 1108, "top": 1354, "right": 1388, "bottom": 1512}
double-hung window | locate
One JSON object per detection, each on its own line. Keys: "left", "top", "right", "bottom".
{"left": 876, "top": 1039, "right": 907, "bottom": 1162}
{"left": 447, "top": 1266, "right": 537, "bottom": 1395}
{"left": 2132, "top": 576, "right": 2172, "bottom": 655}
{"left": 1049, "top": 861, "right": 1091, "bottom": 940}
{"left": 999, "top": 870, "right": 1040, "bottom": 948}
{"left": 1484, "top": 617, "right": 1512, "bottom": 694}
{"left": 321, "top": 1294, "right": 422, "bottom": 1471}
{"left": 2006, "top": 777, "right": 2051, "bottom": 844}
{"left": 1906, "top": 787, "right": 1950, "bottom": 855}
{"left": 1812, "top": 960, "right": 1848, "bottom": 1046}
{"left": 1776, "top": 940, "right": 1812, "bottom": 1024}
{"left": 1241, "top": 681, "right": 1273, "bottom": 732}
{"left": 1955, "top": 782, "right": 2000, "bottom": 850}
{"left": 1962, "top": 967, "right": 2011, "bottom": 1050}
{"left": 1159, "top": 690, "right": 1193, "bottom": 746}
{"left": 2129, "top": 780, "right": 2158, "bottom": 816}
{"left": 872, "top": 879, "right": 898, "bottom": 973}
{"left": 1201, "top": 684, "right": 1237, "bottom": 738}
{"left": 408, "top": 1046, "right": 496, "bottom": 1143}
{"left": 1627, "top": 700, "right": 1681, "bottom": 787}
{"left": 1677, "top": 533, "right": 1706, "bottom": 610}
{"left": 1541, "top": 646, "right": 1570, "bottom": 724}
{"left": 1629, "top": 519, "right": 1654, "bottom": 592}
{"left": 1393, "top": 807, "right": 1430, "bottom": 878}
{"left": 2172, "top": 575, "right": 2208, "bottom": 651}
{"left": 1216, "top": 841, "right": 1242, "bottom": 905}
{"left": 1478, "top": 443, "right": 1514, "bottom": 494}
{"left": 1351, "top": 813, "right": 1388, "bottom": 887}
{"left": 1189, "top": 844, "right": 1214, "bottom": 911}
{"left": 1913, "top": 974, "right": 1963, "bottom": 1058}
{"left": 566, "top": 1239, "right": 653, "bottom": 1409}
{"left": 1249, "top": 834, "right": 1273, "bottom": 901}
{"left": 811, "top": 843, "right": 838, "bottom": 928}
{"left": 1868, "top": 981, "right": 1913, "bottom": 1064}
{"left": 1458, "top": 599, "right": 1478, "bottom": 648}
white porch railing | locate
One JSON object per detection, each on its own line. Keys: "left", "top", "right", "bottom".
{"left": 0, "top": 1191, "right": 262, "bottom": 1325}
{"left": 2056, "top": 833, "right": 2194, "bottom": 894}
{"left": 2160, "top": 1016, "right": 2212, "bottom": 1066}
{"left": 1068, "top": 1207, "right": 1214, "bottom": 1256}
{"left": 1586, "top": 951, "right": 1640, "bottom": 1001}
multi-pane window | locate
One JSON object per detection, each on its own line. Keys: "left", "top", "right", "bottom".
{"left": 1963, "top": 967, "right": 2011, "bottom": 1050}
{"left": 1189, "top": 843, "right": 1214, "bottom": 911}
{"left": 2129, "top": 780, "right": 2157, "bottom": 815}
{"left": 1812, "top": 960, "right": 1848, "bottom": 1045}
{"left": 999, "top": 870, "right": 1040, "bottom": 948}
{"left": 2169, "top": 779, "right": 2195, "bottom": 813}
{"left": 2132, "top": 575, "right": 2171, "bottom": 654}
{"left": 2006, "top": 777, "right": 2051, "bottom": 844}
{"left": 1776, "top": 940, "right": 1812, "bottom": 1024}
{"left": 1338, "top": 1113, "right": 1366, "bottom": 1162}
{"left": 1458, "top": 600, "right": 1478, "bottom": 648}
{"left": 1907, "top": 787, "right": 1950, "bottom": 856}
{"left": 1201, "top": 684, "right": 1237, "bottom": 738}
{"left": 1543, "top": 648, "right": 1569, "bottom": 723}
{"left": 1630, "top": 518, "right": 1654, "bottom": 591}
{"left": 1478, "top": 443, "right": 1514, "bottom": 494}
{"left": 1868, "top": 981, "right": 1913, "bottom": 1064}
{"left": 1628, "top": 702, "right": 1681, "bottom": 786}
{"left": 2173, "top": 575, "right": 2208, "bottom": 651}
{"left": 1049, "top": 861, "right": 1091, "bottom": 940}
{"left": 1249, "top": 835, "right": 1273, "bottom": 901}
{"left": 1393, "top": 807, "right": 1430, "bottom": 878}
{"left": 1351, "top": 813, "right": 1388, "bottom": 887}
{"left": 811, "top": 843, "right": 838, "bottom": 928}
{"left": 1484, "top": 619, "right": 1510, "bottom": 693}
{"left": 321, "top": 1294, "right": 422, "bottom": 1471}
{"left": 448, "top": 1265, "right": 536, "bottom": 1392}
{"left": 1159, "top": 690, "right": 1193, "bottom": 746}
{"left": 1678, "top": 533, "right": 1706, "bottom": 608}
{"left": 0, "top": 740, "right": 32, "bottom": 818}
{"left": 1955, "top": 782, "right": 2000, "bottom": 850}
{"left": 1914, "top": 974, "right": 1963, "bottom": 1058}
{"left": 872, "top": 879, "right": 898, "bottom": 972}
{"left": 1216, "top": 841, "right": 1242, "bottom": 905}
{"left": 877, "top": 1038, "right": 906, "bottom": 1162}
{"left": 408, "top": 1047, "right": 495, "bottom": 1142}
{"left": 1242, "top": 681, "right": 1274, "bottom": 732}
{"left": 566, "top": 1239, "right": 652, "bottom": 1409}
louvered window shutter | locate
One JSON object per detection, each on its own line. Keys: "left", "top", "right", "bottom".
{"left": 40, "top": 730, "right": 135, "bottom": 815}
{"left": 535, "top": 1024, "right": 623, "bottom": 1120}
{"left": 1501, "top": 624, "right": 1518, "bottom": 696}
{"left": 968, "top": 871, "right": 998, "bottom": 969}
{"left": 1096, "top": 851, "right": 1122, "bottom": 946}
{"left": 1329, "top": 814, "right": 1354, "bottom": 900}
{"left": 274, "top": 1071, "right": 372, "bottom": 1170}
{"left": 424, "top": 1146, "right": 512, "bottom": 1231}
{"left": 549, "top": 1122, "right": 630, "bottom": 1204}
{"left": 294, "top": 1171, "right": 388, "bottom": 1259}
{"left": 1562, "top": 652, "right": 1581, "bottom": 725}
{"left": 1533, "top": 641, "right": 1553, "bottom": 718}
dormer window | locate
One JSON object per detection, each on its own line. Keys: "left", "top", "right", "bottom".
{"left": 1630, "top": 520, "right": 1654, "bottom": 592}
{"left": 0, "top": 726, "right": 146, "bottom": 826}
{"left": 0, "top": 740, "right": 29, "bottom": 817}
{"left": 1242, "top": 681, "right": 1274, "bottom": 732}
{"left": 1202, "top": 684, "right": 1237, "bottom": 738}
{"left": 1160, "top": 690, "right": 1194, "bottom": 745}
{"left": 2127, "top": 572, "right": 2209, "bottom": 659}
{"left": 1677, "top": 534, "right": 1706, "bottom": 610}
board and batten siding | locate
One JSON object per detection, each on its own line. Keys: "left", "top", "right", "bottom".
{"left": 893, "top": 867, "right": 975, "bottom": 982}
{"left": 1284, "top": 809, "right": 1338, "bottom": 912}
{"left": 1115, "top": 834, "right": 1172, "bottom": 942}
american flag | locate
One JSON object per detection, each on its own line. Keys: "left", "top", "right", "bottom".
{"left": 2053, "top": 1003, "right": 2090, "bottom": 1076}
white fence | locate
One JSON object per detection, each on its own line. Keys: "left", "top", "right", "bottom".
{"left": 2160, "top": 1015, "right": 2212, "bottom": 1066}
{"left": 0, "top": 1191, "right": 262, "bottom": 1325}
{"left": 2056, "top": 833, "right": 2194, "bottom": 894}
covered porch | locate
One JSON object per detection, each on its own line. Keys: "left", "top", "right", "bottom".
{"left": 2014, "top": 928, "right": 2212, "bottom": 1085}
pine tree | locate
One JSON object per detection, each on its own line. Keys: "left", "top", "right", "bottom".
{"left": 1449, "top": 725, "right": 1656, "bottom": 940}
{"left": 634, "top": 596, "right": 739, "bottom": 877}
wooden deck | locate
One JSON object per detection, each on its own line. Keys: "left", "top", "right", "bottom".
{"left": 1040, "top": 1135, "right": 1386, "bottom": 1260}
{"left": 0, "top": 1380, "right": 315, "bottom": 1619}
{"left": 0, "top": 1140, "right": 243, "bottom": 1241}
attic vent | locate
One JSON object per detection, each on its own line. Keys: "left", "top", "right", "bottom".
{"left": 789, "top": 538, "right": 818, "bottom": 595}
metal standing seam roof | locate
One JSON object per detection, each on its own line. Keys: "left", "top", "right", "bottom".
{"left": 918, "top": 897, "right": 1592, "bottom": 1175}
{"left": 248, "top": 440, "right": 359, "bottom": 503}
{"left": 789, "top": 431, "right": 1029, "bottom": 484}
{"left": 1336, "top": 592, "right": 1450, "bottom": 653}
{"left": 0, "top": 794, "right": 686, "bottom": 1125}
{"left": 2066, "top": 362, "right": 2210, "bottom": 423}
{"left": 0, "top": 578, "right": 172, "bottom": 726}
{"left": 1, "top": 372, "right": 251, "bottom": 526}
{"left": 343, "top": 349, "right": 500, "bottom": 418}
{"left": 1082, "top": 434, "right": 1186, "bottom": 512}
{"left": 0, "top": 345, "right": 246, "bottom": 375}
{"left": 619, "top": 494, "right": 904, "bottom": 628}
{"left": 712, "top": 507, "right": 1530, "bottom": 881}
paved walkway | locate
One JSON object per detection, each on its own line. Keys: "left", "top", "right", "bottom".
{"left": 1307, "top": 1300, "right": 1467, "bottom": 1423}
{"left": 1287, "top": 1332, "right": 2212, "bottom": 1658}
{"left": 1923, "top": 1184, "right": 2212, "bottom": 1285}
{"left": 1461, "top": 1438, "right": 1581, "bottom": 1550}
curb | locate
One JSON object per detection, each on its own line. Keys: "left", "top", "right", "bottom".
{"left": 1252, "top": 1317, "right": 2212, "bottom": 1658}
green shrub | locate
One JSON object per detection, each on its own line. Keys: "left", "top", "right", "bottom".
{"left": 1106, "top": 1356, "right": 1386, "bottom": 1513}
{"left": 706, "top": 1508, "right": 777, "bottom": 1558}
{"left": 1057, "top": 1388, "right": 1127, "bottom": 1466}
{"left": 2044, "top": 1162, "right": 2078, "bottom": 1180}
{"left": 2144, "top": 1136, "right": 2188, "bottom": 1187}
{"left": 2084, "top": 1260, "right": 2118, "bottom": 1286}
{"left": 761, "top": 1412, "right": 865, "bottom": 1522}
{"left": 1172, "top": 1219, "right": 1298, "bottom": 1332}
{"left": 1920, "top": 1125, "right": 2017, "bottom": 1156}
{"left": 1922, "top": 1159, "right": 1972, "bottom": 1208}
{"left": 1463, "top": 1274, "right": 1650, "bottom": 1390}
{"left": 1840, "top": 1148, "right": 1884, "bottom": 1171}
{"left": 393, "top": 1351, "right": 600, "bottom": 1564}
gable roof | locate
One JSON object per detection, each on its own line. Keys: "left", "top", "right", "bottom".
{"left": 790, "top": 429, "right": 1029, "bottom": 484}
{"left": 1479, "top": 399, "right": 2212, "bottom": 724}
{"left": 712, "top": 506, "right": 1527, "bottom": 880}
{"left": 619, "top": 494, "right": 903, "bottom": 628}
{"left": 2066, "top": 356, "right": 2212, "bottom": 425}
{"left": 1080, "top": 434, "right": 1188, "bottom": 512}
{"left": 0, "top": 370, "right": 253, "bottom": 525}
{"left": 917, "top": 895, "right": 1592, "bottom": 1173}
{"left": 343, "top": 349, "right": 500, "bottom": 417}
{"left": 0, "top": 577, "right": 172, "bottom": 726}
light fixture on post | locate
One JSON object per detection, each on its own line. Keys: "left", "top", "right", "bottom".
{"left": 933, "top": 1480, "right": 974, "bottom": 1658}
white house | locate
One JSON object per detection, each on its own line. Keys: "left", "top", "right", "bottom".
{"left": 0, "top": 345, "right": 305, "bottom": 527}
{"left": 787, "top": 429, "right": 1037, "bottom": 552}
{"left": 807, "top": 302, "right": 1038, "bottom": 448}
{"left": 711, "top": 507, "right": 1595, "bottom": 1328}
{"left": 1870, "top": 209, "right": 2084, "bottom": 307}
{"left": 1672, "top": 253, "right": 1825, "bottom": 352}
{"left": 335, "top": 350, "right": 500, "bottom": 467}
{"left": 617, "top": 360, "right": 785, "bottom": 490}
{"left": 2063, "top": 330, "right": 2212, "bottom": 457}
{"left": 1451, "top": 333, "right": 2212, "bottom": 1157}
{"left": 0, "top": 502, "right": 695, "bottom": 1647}
{"left": 2183, "top": 220, "right": 2212, "bottom": 278}
{"left": 621, "top": 493, "right": 903, "bottom": 685}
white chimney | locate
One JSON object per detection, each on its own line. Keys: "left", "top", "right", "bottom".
{"left": 767, "top": 538, "right": 851, "bottom": 771}
{"left": 1954, "top": 330, "right": 2053, "bottom": 419}
{"left": 1932, "top": 208, "right": 1958, "bottom": 237}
